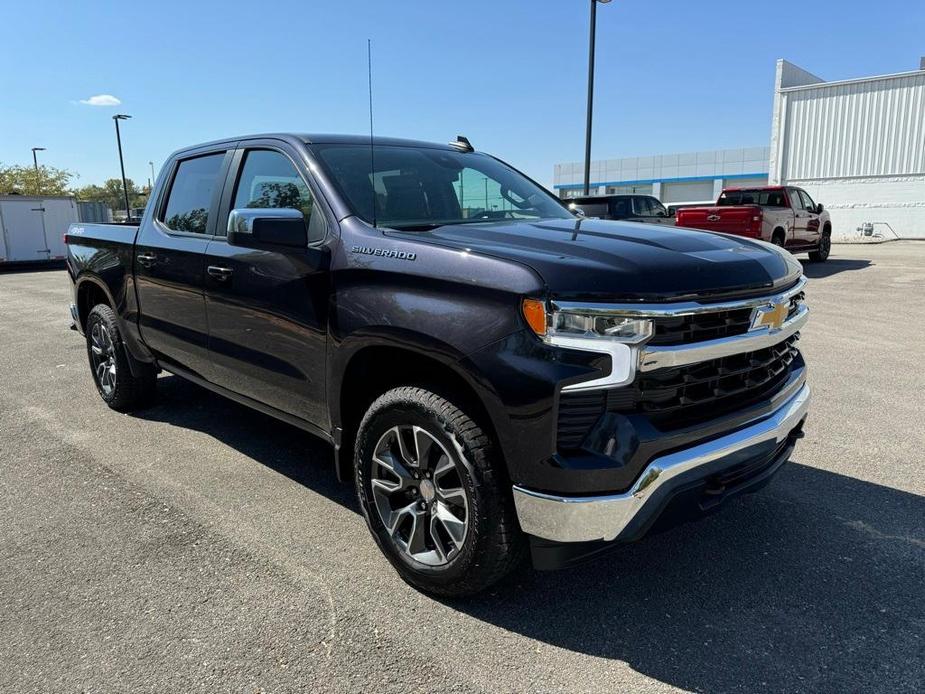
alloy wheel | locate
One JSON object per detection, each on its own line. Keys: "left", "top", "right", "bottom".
{"left": 370, "top": 425, "right": 469, "bottom": 566}
{"left": 90, "top": 322, "right": 117, "bottom": 396}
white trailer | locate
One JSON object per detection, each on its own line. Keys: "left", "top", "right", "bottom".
{"left": 0, "top": 195, "right": 78, "bottom": 264}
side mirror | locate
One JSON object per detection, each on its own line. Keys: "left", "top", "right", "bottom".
{"left": 227, "top": 208, "right": 307, "bottom": 249}
{"left": 815, "top": 203, "right": 824, "bottom": 214}
{"left": 568, "top": 203, "right": 586, "bottom": 218}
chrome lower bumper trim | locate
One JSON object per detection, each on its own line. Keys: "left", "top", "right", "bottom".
{"left": 512, "top": 383, "right": 810, "bottom": 543}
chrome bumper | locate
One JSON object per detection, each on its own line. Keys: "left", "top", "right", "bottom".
{"left": 512, "top": 383, "right": 810, "bottom": 543}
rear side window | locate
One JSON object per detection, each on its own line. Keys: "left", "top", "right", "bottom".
{"left": 718, "top": 189, "right": 788, "bottom": 207}
{"left": 232, "top": 149, "right": 324, "bottom": 242}
{"left": 161, "top": 153, "right": 225, "bottom": 234}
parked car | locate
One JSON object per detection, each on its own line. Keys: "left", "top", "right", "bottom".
{"left": 65, "top": 133, "right": 810, "bottom": 596}
{"left": 566, "top": 194, "right": 675, "bottom": 225}
{"left": 675, "top": 186, "right": 831, "bottom": 261}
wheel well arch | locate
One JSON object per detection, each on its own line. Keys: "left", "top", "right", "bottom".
{"left": 75, "top": 277, "right": 114, "bottom": 330}
{"left": 772, "top": 226, "right": 786, "bottom": 240}
{"left": 335, "top": 345, "right": 500, "bottom": 483}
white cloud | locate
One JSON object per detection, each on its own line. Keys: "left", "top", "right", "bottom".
{"left": 79, "top": 94, "right": 122, "bottom": 106}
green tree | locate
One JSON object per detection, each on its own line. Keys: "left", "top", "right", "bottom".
{"left": 74, "top": 178, "right": 148, "bottom": 211}
{"left": 0, "top": 163, "right": 78, "bottom": 195}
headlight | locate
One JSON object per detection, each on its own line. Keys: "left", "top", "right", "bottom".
{"left": 550, "top": 311, "right": 652, "bottom": 343}
{"left": 522, "top": 298, "right": 653, "bottom": 391}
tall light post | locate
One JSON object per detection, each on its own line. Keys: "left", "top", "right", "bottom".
{"left": 112, "top": 114, "right": 132, "bottom": 221}
{"left": 31, "top": 147, "right": 46, "bottom": 194}
{"left": 149, "top": 160, "right": 156, "bottom": 186}
{"left": 583, "top": 0, "right": 611, "bottom": 196}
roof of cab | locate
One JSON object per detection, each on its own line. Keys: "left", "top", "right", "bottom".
{"left": 170, "top": 132, "right": 461, "bottom": 158}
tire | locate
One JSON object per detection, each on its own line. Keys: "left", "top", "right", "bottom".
{"left": 354, "top": 386, "right": 526, "bottom": 597}
{"left": 808, "top": 232, "right": 831, "bottom": 262}
{"left": 85, "top": 304, "right": 156, "bottom": 411}
{"left": 771, "top": 230, "right": 786, "bottom": 248}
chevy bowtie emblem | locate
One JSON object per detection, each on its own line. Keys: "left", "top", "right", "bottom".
{"left": 707, "top": 214, "right": 721, "bottom": 221}
{"left": 752, "top": 301, "right": 789, "bottom": 331}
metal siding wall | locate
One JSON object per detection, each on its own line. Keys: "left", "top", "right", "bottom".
{"left": 781, "top": 73, "right": 925, "bottom": 180}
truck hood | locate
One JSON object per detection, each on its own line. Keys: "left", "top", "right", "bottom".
{"left": 388, "top": 218, "right": 802, "bottom": 302}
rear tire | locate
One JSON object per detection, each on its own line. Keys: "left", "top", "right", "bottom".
{"left": 771, "top": 230, "right": 786, "bottom": 248}
{"left": 85, "top": 304, "right": 156, "bottom": 411}
{"left": 808, "top": 232, "right": 831, "bottom": 262}
{"left": 354, "top": 386, "right": 526, "bottom": 597}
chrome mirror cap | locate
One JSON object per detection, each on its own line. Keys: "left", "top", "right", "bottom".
{"left": 227, "top": 207, "right": 304, "bottom": 235}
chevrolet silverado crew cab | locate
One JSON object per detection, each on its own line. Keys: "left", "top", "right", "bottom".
{"left": 676, "top": 186, "right": 832, "bottom": 262}
{"left": 65, "top": 134, "right": 810, "bottom": 596}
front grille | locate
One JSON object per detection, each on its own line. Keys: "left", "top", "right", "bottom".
{"left": 647, "top": 290, "right": 805, "bottom": 346}
{"left": 556, "top": 334, "right": 801, "bottom": 449}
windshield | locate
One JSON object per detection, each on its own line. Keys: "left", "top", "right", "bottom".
{"left": 310, "top": 144, "right": 572, "bottom": 228}
{"left": 718, "top": 189, "right": 787, "bottom": 207}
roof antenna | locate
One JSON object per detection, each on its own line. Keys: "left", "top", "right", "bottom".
{"left": 367, "top": 38, "right": 377, "bottom": 228}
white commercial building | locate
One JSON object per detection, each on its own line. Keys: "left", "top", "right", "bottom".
{"left": 553, "top": 147, "right": 769, "bottom": 205}
{"left": 554, "top": 58, "right": 925, "bottom": 239}
{"left": 769, "top": 59, "right": 925, "bottom": 240}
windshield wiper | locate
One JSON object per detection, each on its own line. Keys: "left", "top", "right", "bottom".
{"left": 387, "top": 222, "right": 447, "bottom": 231}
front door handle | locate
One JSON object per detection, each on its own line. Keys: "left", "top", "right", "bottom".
{"left": 207, "top": 265, "right": 234, "bottom": 281}
{"left": 136, "top": 253, "right": 157, "bottom": 267}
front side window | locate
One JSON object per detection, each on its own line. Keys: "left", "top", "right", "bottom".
{"left": 798, "top": 189, "right": 816, "bottom": 211}
{"left": 162, "top": 153, "right": 225, "bottom": 234}
{"left": 232, "top": 149, "right": 323, "bottom": 243}
{"left": 311, "top": 144, "right": 571, "bottom": 229}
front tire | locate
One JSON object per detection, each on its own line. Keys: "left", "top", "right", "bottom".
{"left": 808, "top": 233, "right": 831, "bottom": 262}
{"left": 85, "top": 304, "right": 156, "bottom": 411}
{"left": 354, "top": 387, "right": 525, "bottom": 597}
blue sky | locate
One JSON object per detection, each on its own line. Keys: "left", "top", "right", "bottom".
{"left": 1, "top": 0, "right": 923, "bottom": 189}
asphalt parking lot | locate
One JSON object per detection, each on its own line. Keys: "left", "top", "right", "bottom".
{"left": 1, "top": 242, "right": 923, "bottom": 693}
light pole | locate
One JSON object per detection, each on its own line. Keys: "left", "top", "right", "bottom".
{"left": 149, "top": 160, "right": 156, "bottom": 186}
{"left": 31, "top": 147, "right": 46, "bottom": 195}
{"left": 113, "top": 114, "right": 132, "bottom": 221}
{"left": 583, "top": 0, "right": 611, "bottom": 196}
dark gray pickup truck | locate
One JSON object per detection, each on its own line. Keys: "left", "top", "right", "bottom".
{"left": 65, "top": 133, "right": 810, "bottom": 596}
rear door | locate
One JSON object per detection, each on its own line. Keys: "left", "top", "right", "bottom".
{"left": 134, "top": 148, "right": 232, "bottom": 378}
{"left": 201, "top": 142, "right": 332, "bottom": 426}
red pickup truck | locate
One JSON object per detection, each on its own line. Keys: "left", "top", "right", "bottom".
{"left": 676, "top": 186, "right": 831, "bottom": 262}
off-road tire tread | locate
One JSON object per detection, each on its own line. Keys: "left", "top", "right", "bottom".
{"left": 355, "top": 386, "right": 526, "bottom": 597}
{"left": 86, "top": 304, "right": 156, "bottom": 412}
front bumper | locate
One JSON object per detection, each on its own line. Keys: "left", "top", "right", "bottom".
{"left": 512, "top": 382, "right": 809, "bottom": 544}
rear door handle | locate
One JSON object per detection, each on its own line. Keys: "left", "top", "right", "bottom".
{"left": 136, "top": 253, "right": 157, "bottom": 267}
{"left": 207, "top": 265, "right": 234, "bottom": 281}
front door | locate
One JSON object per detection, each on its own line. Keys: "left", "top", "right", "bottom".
{"left": 797, "top": 189, "right": 822, "bottom": 246}
{"left": 202, "top": 146, "right": 331, "bottom": 425}
{"left": 134, "top": 150, "right": 230, "bottom": 378}
{"left": 787, "top": 188, "right": 814, "bottom": 247}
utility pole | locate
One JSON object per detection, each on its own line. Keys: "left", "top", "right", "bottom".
{"left": 583, "top": 0, "right": 612, "bottom": 196}
{"left": 31, "top": 147, "right": 46, "bottom": 195}
{"left": 113, "top": 114, "right": 132, "bottom": 221}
